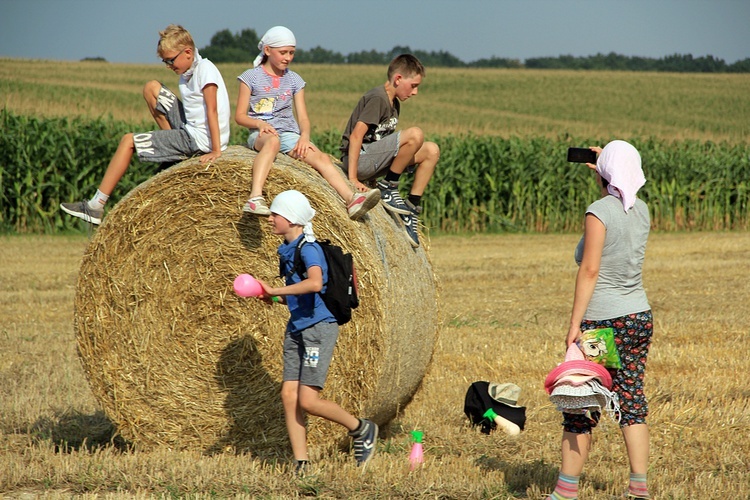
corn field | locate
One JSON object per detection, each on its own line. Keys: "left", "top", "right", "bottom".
{"left": 2, "top": 109, "right": 749, "bottom": 234}
{"left": 421, "top": 134, "right": 750, "bottom": 232}
{"left": 0, "top": 111, "right": 147, "bottom": 233}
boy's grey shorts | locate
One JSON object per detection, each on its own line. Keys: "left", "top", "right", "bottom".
{"left": 133, "top": 84, "right": 200, "bottom": 164}
{"left": 341, "top": 132, "right": 401, "bottom": 181}
{"left": 283, "top": 321, "right": 339, "bottom": 389}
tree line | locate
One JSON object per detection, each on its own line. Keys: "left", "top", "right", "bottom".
{"left": 198, "top": 28, "right": 750, "bottom": 73}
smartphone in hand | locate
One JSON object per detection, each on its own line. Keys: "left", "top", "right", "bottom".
{"left": 567, "top": 147, "right": 597, "bottom": 164}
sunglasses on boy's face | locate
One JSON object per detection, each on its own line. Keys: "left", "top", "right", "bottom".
{"left": 161, "top": 48, "right": 186, "bottom": 66}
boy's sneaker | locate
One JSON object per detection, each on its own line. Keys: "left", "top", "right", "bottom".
{"left": 399, "top": 200, "right": 422, "bottom": 248}
{"left": 349, "top": 419, "right": 378, "bottom": 466}
{"left": 377, "top": 180, "right": 411, "bottom": 215}
{"left": 60, "top": 201, "right": 103, "bottom": 225}
{"left": 405, "top": 200, "right": 423, "bottom": 216}
{"left": 294, "top": 460, "right": 310, "bottom": 477}
{"left": 347, "top": 188, "right": 381, "bottom": 220}
{"left": 243, "top": 196, "right": 271, "bottom": 216}
{"left": 399, "top": 212, "right": 420, "bottom": 248}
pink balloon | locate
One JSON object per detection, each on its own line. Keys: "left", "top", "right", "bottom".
{"left": 233, "top": 274, "right": 262, "bottom": 297}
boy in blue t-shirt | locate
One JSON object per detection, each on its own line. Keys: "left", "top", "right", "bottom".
{"left": 255, "top": 190, "right": 377, "bottom": 473}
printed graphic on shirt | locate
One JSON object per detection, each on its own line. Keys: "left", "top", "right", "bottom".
{"left": 253, "top": 97, "right": 275, "bottom": 117}
{"left": 365, "top": 116, "right": 398, "bottom": 143}
{"left": 303, "top": 347, "right": 320, "bottom": 368}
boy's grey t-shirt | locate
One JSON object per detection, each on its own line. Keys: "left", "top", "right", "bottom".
{"left": 574, "top": 195, "right": 650, "bottom": 320}
{"left": 340, "top": 85, "right": 399, "bottom": 155}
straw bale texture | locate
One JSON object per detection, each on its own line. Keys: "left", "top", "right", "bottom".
{"left": 74, "top": 146, "right": 440, "bottom": 457}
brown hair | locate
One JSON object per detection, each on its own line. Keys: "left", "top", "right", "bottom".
{"left": 387, "top": 54, "right": 425, "bottom": 80}
{"left": 157, "top": 25, "right": 195, "bottom": 58}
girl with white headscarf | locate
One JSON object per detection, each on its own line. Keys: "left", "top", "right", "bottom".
{"left": 253, "top": 26, "right": 297, "bottom": 68}
{"left": 548, "top": 140, "right": 654, "bottom": 500}
{"left": 235, "top": 27, "right": 380, "bottom": 221}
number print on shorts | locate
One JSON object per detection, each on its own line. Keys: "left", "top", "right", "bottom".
{"left": 303, "top": 347, "right": 320, "bottom": 368}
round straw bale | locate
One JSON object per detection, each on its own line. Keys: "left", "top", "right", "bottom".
{"left": 74, "top": 145, "right": 440, "bottom": 457}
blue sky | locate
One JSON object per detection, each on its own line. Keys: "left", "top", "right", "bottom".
{"left": 1, "top": 0, "right": 748, "bottom": 64}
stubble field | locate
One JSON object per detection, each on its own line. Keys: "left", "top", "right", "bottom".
{"left": 1, "top": 232, "right": 749, "bottom": 498}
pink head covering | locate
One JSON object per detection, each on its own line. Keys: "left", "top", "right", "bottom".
{"left": 596, "top": 140, "right": 646, "bottom": 212}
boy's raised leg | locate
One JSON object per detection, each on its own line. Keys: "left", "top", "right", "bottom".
{"left": 409, "top": 140, "right": 440, "bottom": 198}
{"left": 98, "top": 133, "right": 137, "bottom": 195}
{"left": 400, "top": 140, "right": 439, "bottom": 247}
{"left": 389, "top": 127, "right": 423, "bottom": 175}
{"left": 296, "top": 385, "right": 377, "bottom": 466}
{"left": 349, "top": 418, "right": 379, "bottom": 466}
{"left": 143, "top": 80, "right": 172, "bottom": 130}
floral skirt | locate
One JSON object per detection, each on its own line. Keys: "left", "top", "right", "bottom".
{"left": 563, "top": 310, "right": 653, "bottom": 433}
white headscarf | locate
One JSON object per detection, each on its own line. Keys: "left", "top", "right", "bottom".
{"left": 596, "top": 140, "right": 646, "bottom": 212}
{"left": 253, "top": 26, "right": 296, "bottom": 67}
{"left": 270, "top": 190, "right": 316, "bottom": 242}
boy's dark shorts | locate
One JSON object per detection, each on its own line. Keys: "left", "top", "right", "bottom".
{"left": 134, "top": 84, "right": 200, "bottom": 164}
{"left": 283, "top": 321, "right": 339, "bottom": 389}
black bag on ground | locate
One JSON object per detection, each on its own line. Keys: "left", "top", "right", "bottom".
{"left": 286, "top": 239, "right": 359, "bottom": 325}
{"left": 464, "top": 381, "right": 527, "bottom": 434}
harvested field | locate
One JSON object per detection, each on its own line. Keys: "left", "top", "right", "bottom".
{"left": 1, "top": 231, "right": 748, "bottom": 498}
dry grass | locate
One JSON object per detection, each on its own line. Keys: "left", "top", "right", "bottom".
{"left": 1, "top": 232, "right": 749, "bottom": 498}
